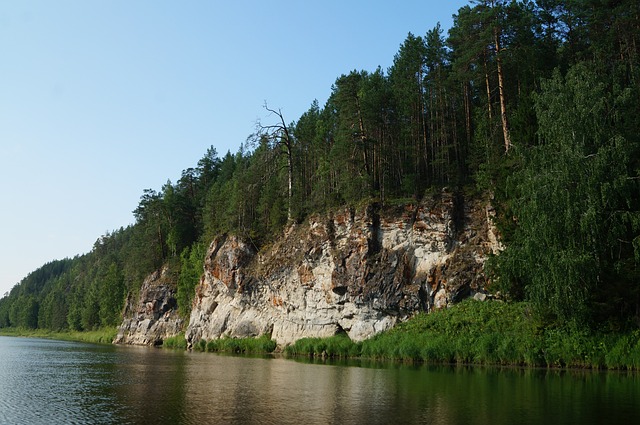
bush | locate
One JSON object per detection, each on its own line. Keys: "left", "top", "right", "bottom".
{"left": 285, "top": 334, "right": 359, "bottom": 358}
{"left": 202, "top": 335, "right": 277, "bottom": 354}
{"left": 163, "top": 334, "right": 187, "bottom": 350}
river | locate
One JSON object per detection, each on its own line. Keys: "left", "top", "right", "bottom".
{"left": 0, "top": 336, "right": 638, "bottom": 424}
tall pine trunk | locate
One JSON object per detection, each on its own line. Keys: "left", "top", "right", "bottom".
{"left": 494, "top": 26, "right": 512, "bottom": 153}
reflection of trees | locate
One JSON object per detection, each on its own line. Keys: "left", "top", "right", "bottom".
{"left": 112, "top": 350, "right": 640, "bottom": 425}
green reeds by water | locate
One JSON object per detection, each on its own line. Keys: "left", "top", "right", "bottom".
{"left": 191, "top": 334, "right": 277, "bottom": 354}
{"left": 163, "top": 333, "right": 188, "bottom": 350}
{"left": 284, "top": 299, "right": 640, "bottom": 370}
{"left": 284, "top": 334, "right": 361, "bottom": 358}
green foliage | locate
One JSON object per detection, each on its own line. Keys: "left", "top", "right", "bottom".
{"left": 359, "top": 299, "right": 540, "bottom": 365}
{"left": 604, "top": 330, "right": 640, "bottom": 370}
{"left": 97, "top": 262, "right": 126, "bottom": 327}
{"left": 284, "top": 300, "right": 640, "bottom": 369}
{"left": 494, "top": 63, "right": 640, "bottom": 326}
{"left": 0, "top": 297, "right": 10, "bottom": 328}
{"left": 38, "top": 286, "right": 68, "bottom": 331}
{"left": 8, "top": 295, "right": 39, "bottom": 329}
{"left": 163, "top": 333, "right": 188, "bottom": 350}
{"left": 61, "top": 327, "right": 118, "bottom": 344}
{"left": 81, "top": 285, "right": 101, "bottom": 331}
{"left": 284, "top": 334, "right": 359, "bottom": 358}
{"left": 192, "top": 335, "right": 277, "bottom": 354}
{"left": 177, "top": 243, "right": 206, "bottom": 318}
{"left": 194, "top": 338, "right": 207, "bottom": 352}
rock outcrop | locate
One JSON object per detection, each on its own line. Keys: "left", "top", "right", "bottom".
{"left": 113, "top": 266, "right": 184, "bottom": 346}
{"left": 185, "top": 192, "right": 499, "bottom": 347}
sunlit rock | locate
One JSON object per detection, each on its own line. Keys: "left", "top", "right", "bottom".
{"left": 113, "top": 266, "right": 184, "bottom": 346}
{"left": 185, "top": 192, "right": 498, "bottom": 347}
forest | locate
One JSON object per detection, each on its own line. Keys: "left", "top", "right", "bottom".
{"left": 1, "top": 0, "right": 638, "bottom": 334}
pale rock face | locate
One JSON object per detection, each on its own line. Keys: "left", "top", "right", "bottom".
{"left": 185, "top": 192, "right": 499, "bottom": 347}
{"left": 113, "top": 266, "right": 184, "bottom": 346}
{"left": 115, "top": 193, "right": 499, "bottom": 348}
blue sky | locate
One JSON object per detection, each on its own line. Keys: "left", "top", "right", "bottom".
{"left": 0, "top": 0, "right": 469, "bottom": 296}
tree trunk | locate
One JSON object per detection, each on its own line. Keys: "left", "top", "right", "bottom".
{"left": 355, "top": 95, "right": 371, "bottom": 177}
{"left": 495, "top": 26, "right": 512, "bottom": 153}
{"left": 464, "top": 81, "right": 472, "bottom": 146}
{"left": 261, "top": 103, "right": 294, "bottom": 222}
{"left": 483, "top": 51, "right": 493, "bottom": 122}
{"left": 287, "top": 147, "right": 293, "bottom": 221}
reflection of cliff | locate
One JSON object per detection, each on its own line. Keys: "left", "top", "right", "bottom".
{"left": 178, "top": 356, "right": 459, "bottom": 424}
{"left": 115, "top": 192, "right": 500, "bottom": 347}
{"left": 110, "top": 347, "right": 189, "bottom": 423}
{"left": 180, "top": 355, "right": 409, "bottom": 424}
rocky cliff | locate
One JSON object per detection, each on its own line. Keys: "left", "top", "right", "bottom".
{"left": 113, "top": 266, "right": 184, "bottom": 346}
{"left": 184, "top": 191, "right": 500, "bottom": 347}
{"left": 113, "top": 192, "right": 499, "bottom": 347}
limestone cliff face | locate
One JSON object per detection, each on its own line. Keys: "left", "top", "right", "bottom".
{"left": 113, "top": 266, "right": 184, "bottom": 346}
{"left": 186, "top": 192, "right": 499, "bottom": 347}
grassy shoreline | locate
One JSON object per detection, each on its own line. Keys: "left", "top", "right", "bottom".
{"left": 284, "top": 300, "right": 640, "bottom": 370}
{"left": 167, "top": 300, "right": 640, "bottom": 370}
{"left": 0, "top": 327, "right": 118, "bottom": 345}
{"left": 3, "top": 300, "right": 640, "bottom": 370}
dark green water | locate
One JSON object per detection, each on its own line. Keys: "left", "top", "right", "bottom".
{"left": 0, "top": 336, "right": 638, "bottom": 424}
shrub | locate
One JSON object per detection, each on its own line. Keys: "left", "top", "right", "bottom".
{"left": 163, "top": 334, "right": 187, "bottom": 350}
{"left": 201, "top": 335, "right": 277, "bottom": 354}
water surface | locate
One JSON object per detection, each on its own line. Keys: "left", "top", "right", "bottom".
{"left": 0, "top": 336, "right": 638, "bottom": 424}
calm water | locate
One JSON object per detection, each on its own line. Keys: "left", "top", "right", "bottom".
{"left": 0, "top": 336, "right": 639, "bottom": 424}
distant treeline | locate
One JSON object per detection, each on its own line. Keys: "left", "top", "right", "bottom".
{"left": 1, "top": 0, "right": 638, "bottom": 332}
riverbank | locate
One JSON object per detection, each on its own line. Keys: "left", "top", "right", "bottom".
{"left": 184, "top": 299, "right": 640, "bottom": 370}
{"left": 284, "top": 299, "right": 640, "bottom": 370}
{"left": 0, "top": 326, "right": 117, "bottom": 345}
{"left": 4, "top": 300, "right": 640, "bottom": 370}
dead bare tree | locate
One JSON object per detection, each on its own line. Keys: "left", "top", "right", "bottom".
{"left": 254, "top": 102, "right": 294, "bottom": 222}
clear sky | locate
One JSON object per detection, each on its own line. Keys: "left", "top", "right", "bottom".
{"left": 0, "top": 0, "right": 470, "bottom": 297}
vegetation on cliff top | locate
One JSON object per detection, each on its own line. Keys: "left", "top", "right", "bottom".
{"left": 0, "top": 1, "right": 638, "bottom": 344}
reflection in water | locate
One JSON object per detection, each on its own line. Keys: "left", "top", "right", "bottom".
{"left": 0, "top": 336, "right": 639, "bottom": 425}
{"left": 181, "top": 355, "right": 400, "bottom": 424}
{"left": 177, "top": 354, "right": 640, "bottom": 425}
{"left": 108, "top": 346, "right": 189, "bottom": 423}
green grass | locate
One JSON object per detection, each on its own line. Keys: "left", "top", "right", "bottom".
{"left": 284, "top": 299, "right": 640, "bottom": 370}
{"left": 163, "top": 333, "right": 188, "bottom": 350}
{"left": 284, "top": 334, "right": 360, "bottom": 358}
{"left": 193, "top": 334, "right": 277, "bottom": 354}
{"left": 0, "top": 327, "right": 118, "bottom": 345}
